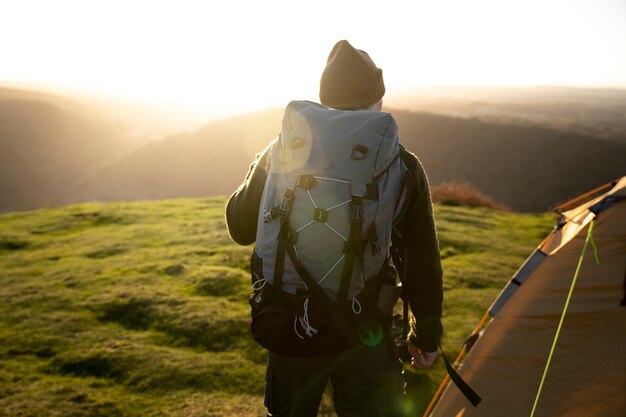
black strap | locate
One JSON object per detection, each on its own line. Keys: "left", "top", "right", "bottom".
{"left": 395, "top": 238, "right": 410, "bottom": 341}
{"left": 439, "top": 341, "right": 482, "bottom": 407}
{"left": 619, "top": 265, "right": 626, "bottom": 307}
{"left": 393, "top": 236, "right": 480, "bottom": 407}
{"left": 273, "top": 225, "right": 287, "bottom": 289}
{"left": 362, "top": 153, "right": 401, "bottom": 202}
{"left": 339, "top": 253, "right": 356, "bottom": 302}
{"left": 367, "top": 224, "right": 381, "bottom": 256}
{"left": 372, "top": 152, "right": 401, "bottom": 182}
{"left": 339, "top": 196, "right": 365, "bottom": 301}
{"left": 273, "top": 189, "right": 295, "bottom": 289}
{"left": 278, "top": 232, "right": 360, "bottom": 346}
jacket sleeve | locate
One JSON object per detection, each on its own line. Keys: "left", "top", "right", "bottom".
{"left": 395, "top": 148, "right": 443, "bottom": 353}
{"left": 225, "top": 148, "right": 270, "bottom": 246}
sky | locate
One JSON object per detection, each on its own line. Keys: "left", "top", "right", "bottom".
{"left": 1, "top": 0, "right": 625, "bottom": 114}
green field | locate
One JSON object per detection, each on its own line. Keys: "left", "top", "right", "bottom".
{"left": 0, "top": 198, "right": 553, "bottom": 416}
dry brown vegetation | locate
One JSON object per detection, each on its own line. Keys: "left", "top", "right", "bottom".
{"left": 430, "top": 181, "right": 510, "bottom": 211}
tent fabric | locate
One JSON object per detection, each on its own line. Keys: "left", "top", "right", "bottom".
{"left": 488, "top": 249, "right": 547, "bottom": 317}
{"left": 431, "top": 177, "right": 626, "bottom": 417}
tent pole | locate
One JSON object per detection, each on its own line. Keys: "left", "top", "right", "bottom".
{"left": 553, "top": 180, "right": 615, "bottom": 213}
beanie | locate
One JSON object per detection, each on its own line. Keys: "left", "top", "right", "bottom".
{"left": 319, "top": 40, "right": 385, "bottom": 110}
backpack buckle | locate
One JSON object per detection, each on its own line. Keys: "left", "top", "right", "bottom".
{"left": 313, "top": 208, "right": 328, "bottom": 223}
{"left": 264, "top": 206, "right": 280, "bottom": 223}
{"left": 278, "top": 200, "right": 292, "bottom": 218}
{"left": 364, "top": 183, "right": 379, "bottom": 201}
{"left": 368, "top": 234, "right": 381, "bottom": 256}
{"left": 350, "top": 196, "right": 364, "bottom": 224}
{"left": 297, "top": 175, "right": 316, "bottom": 190}
{"left": 283, "top": 188, "right": 295, "bottom": 200}
{"left": 278, "top": 189, "right": 295, "bottom": 218}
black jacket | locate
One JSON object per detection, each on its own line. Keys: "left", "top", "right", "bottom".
{"left": 226, "top": 143, "right": 443, "bottom": 352}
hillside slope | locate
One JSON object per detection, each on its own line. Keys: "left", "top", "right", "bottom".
{"left": 0, "top": 88, "right": 139, "bottom": 212}
{"left": 394, "top": 111, "right": 626, "bottom": 211}
{"left": 387, "top": 86, "right": 626, "bottom": 143}
{"left": 0, "top": 198, "right": 553, "bottom": 416}
{"left": 56, "top": 108, "right": 283, "bottom": 204}
{"left": 58, "top": 108, "right": 626, "bottom": 212}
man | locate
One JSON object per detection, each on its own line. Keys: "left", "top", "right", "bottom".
{"left": 226, "top": 40, "right": 442, "bottom": 417}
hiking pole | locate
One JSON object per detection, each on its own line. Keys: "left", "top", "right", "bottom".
{"left": 422, "top": 311, "right": 490, "bottom": 417}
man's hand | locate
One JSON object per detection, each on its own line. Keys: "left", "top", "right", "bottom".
{"left": 407, "top": 341, "right": 438, "bottom": 369}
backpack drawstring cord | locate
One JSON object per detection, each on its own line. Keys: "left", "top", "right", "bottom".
{"left": 294, "top": 298, "right": 318, "bottom": 339}
{"left": 252, "top": 276, "right": 268, "bottom": 291}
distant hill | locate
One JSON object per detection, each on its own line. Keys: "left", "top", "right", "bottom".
{"left": 2, "top": 85, "right": 624, "bottom": 213}
{"left": 0, "top": 89, "right": 141, "bottom": 212}
{"left": 55, "top": 108, "right": 283, "bottom": 205}
{"left": 0, "top": 85, "right": 219, "bottom": 213}
{"left": 387, "top": 86, "right": 626, "bottom": 143}
{"left": 57, "top": 107, "right": 626, "bottom": 212}
{"left": 393, "top": 111, "right": 626, "bottom": 211}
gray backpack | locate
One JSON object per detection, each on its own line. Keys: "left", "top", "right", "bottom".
{"left": 253, "top": 100, "right": 408, "bottom": 343}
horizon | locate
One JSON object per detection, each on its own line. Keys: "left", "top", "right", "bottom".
{"left": 1, "top": 0, "right": 625, "bottom": 115}
{"left": 2, "top": 81, "right": 625, "bottom": 123}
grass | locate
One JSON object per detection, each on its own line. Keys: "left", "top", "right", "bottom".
{"left": 0, "top": 197, "right": 553, "bottom": 416}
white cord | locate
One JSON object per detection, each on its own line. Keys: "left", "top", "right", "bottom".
{"left": 352, "top": 297, "right": 362, "bottom": 315}
{"left": 252, "top": 276, "right": 268, "bottom": 291}
{"left": 313, "top": 176, "right": 351, "bottom": 184}
{"left": 293, "top": 316, "right": 304, "bottom": 340}
{"left": 318, "top": 254, "right": 345, "bottom": 285}
{"left": 293, "top": 298, "right": 318, "bottom": 339}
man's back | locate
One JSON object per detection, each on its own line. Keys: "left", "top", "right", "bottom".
{"left": 225, "top": 40, "right": 443, "bottom": 417}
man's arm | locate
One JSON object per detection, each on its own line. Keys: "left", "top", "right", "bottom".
{"left": 396, "top": 148, "right": 444, "bottom": 354}
{"left": 225, "top": 149, "right": 270, "bottom": 246}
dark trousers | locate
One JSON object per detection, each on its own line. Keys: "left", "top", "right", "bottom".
{"left": 264, "top": 339, "right": 404, "bottom": 417}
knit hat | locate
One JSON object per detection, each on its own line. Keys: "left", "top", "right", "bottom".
{"left": 319, "top": 40, "right": 385, "bottom": 110}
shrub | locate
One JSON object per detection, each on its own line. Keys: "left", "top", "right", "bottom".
{"left": 430, "top": 181, "right": 510, "bottom": 211}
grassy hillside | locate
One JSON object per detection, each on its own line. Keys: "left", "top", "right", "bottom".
{"left": 0, "top": 198, "right": 553, "bottom": 416}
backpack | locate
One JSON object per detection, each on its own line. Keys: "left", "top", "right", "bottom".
{"left": 249, "top": 100, "right": 409, "bottom": 355}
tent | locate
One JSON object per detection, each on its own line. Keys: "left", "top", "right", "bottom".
{"left": 428, "top": 177, "right": 626, "bottom": 417}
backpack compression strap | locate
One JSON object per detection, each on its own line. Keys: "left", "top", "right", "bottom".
{"left": 278, "top": 230, "right": 361, "bottom": 346}
{"left": 270, "top": 186, "right": 360, "bottom": 346}
{"left": 338, "top": 195, "right": 365, "bottom": 301}
{"left": 338, "top": 153, "right": 401, "bottom": 301}
{"left": 272, "top": 188, "right": 296, "bottom": 290}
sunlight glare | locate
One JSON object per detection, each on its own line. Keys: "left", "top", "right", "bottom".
{"left": 0, "top": 0, "right": 624, "bottom": 113}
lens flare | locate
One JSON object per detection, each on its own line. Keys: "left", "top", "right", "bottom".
{"left": 358, "top": 320, "right": 383, "bottom": 347}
